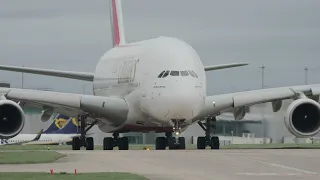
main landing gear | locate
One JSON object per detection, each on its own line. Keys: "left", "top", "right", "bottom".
{"left": 155, "top": 119, "right": 186, "bottom": 150}
{"left": 197, "top": 116, "right": 220, "bottom": 149}
{"left": 102, "top": 132, "right": 129, "bottom": 150}
{"left": 72, "top": 114, "right": 98, "bottom": 151}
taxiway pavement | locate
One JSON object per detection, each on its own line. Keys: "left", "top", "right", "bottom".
{"left": 1, "top": 149, "right": 320, "bottom": 180}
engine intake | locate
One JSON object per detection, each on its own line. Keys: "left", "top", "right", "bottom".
{"left": 0, "top": 100, "right": 25, "bottom": 139}
{"left": 284, "top": 98, "right": 320, "bottom": 137}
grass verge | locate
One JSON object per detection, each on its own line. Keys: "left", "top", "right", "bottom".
{"left": 0, "top": 151, "right": 66, "bottom": 164}
{"left": 0, "top": 172, "right": 148, "bottom": 180}
{"left": 0, "top": 144, "right": 155, "bottom": 151}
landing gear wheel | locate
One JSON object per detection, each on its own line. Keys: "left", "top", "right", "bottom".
{"left": 168, "top": 137, "right": 178, "bottom": 150}
{"left": 86, "top": 137, "right": 94, "bottom": 150}
{"left": 178, "top": 137, "right": 185, "bottom": 149}
{"left": 72, "top": 137, "right": 80, "bottom": 150}
{"left": 103, "top": 137, "right": 114, "bottom": 150}
{"left": 168, "top": 137, "right": 185, "bottom": 150}
{"left": 197, "top": 116, "right": 219, "bottom": 150}
{"left": 210, "top": 136, "right": 220, "bottom": 149}
{"left": 197, "top": 136, "right": 206, "bottom": 149}
{"left": 155, "top": 137, "right": 167, "bottom": 150}
{"left": 118, "top": 137, "right": 129, "bottom": 150}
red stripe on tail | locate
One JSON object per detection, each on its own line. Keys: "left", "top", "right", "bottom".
{"left": 112, "top": 0, "right": 120, "bottom": 46}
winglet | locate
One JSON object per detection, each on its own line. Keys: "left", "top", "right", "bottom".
{"left": 204, "top": 63, "right": 249, "bottom": 71}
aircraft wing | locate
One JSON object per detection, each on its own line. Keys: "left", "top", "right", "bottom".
{"left": 0, "top": 65, "right": 94, "bottom": 81}
{"left": 200, "top": 84, "right": 320, "bottom": 120}
{"left": 0, "top": 88, "right": 129, "bottom": 125}
{"left": 204, "top": 62, "right": 248, "bottom": 71}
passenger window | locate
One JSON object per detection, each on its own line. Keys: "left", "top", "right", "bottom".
{"left": 162, "top": 70, "right": 170, "bottom": 78}
{"left": 192, "top": 70, "right": 198, "bottom": 78}
{"left": 170, "top": 71, "right": 179, "bottom": 76}
{"left": 180, "top": 71, "right": 189, "bottom": 76}
{"left": 188, "top": 70, "right": 195, "bottom": 77}
{"left": 158, "top": 71, "right": 165, "bottom": 78}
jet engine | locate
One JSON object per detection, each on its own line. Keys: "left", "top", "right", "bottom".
{"left": 284, "top": 98, "right": 320, "bottom": 137}
{"left": 0, "top": 100, "right": 25, "bottom": 139}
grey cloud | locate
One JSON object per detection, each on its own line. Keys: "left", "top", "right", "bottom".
{"left": 0, "top": 0, "right": 319, "bottom": 95}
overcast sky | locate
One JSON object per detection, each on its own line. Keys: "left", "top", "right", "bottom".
{"left": 0, "top": 0, "right": 319, "bottom": 95}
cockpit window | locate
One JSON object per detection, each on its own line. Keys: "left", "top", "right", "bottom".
{"left": 188, "top": 70, "right": 195, "bottom": 77}
{"left": 192, "top": 70, "right": 198, "bottom": 78}
{"left": 162, "top": 70, "right": 170, "bottom": 78}
{"left": 170, "top": 71, "right": 179, "bottom": 76}
{"left": 158, "top": 71, "right": 165, "bottom": 78}
{"left": 158, "top": 70, "right": 197, "bottom": 78}
{"left": 180, "top": 71, "right": 189, "bottom": 76}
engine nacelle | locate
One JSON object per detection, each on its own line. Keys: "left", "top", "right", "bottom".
{"left": 284, "top": 98, "right": 320, "bottom": 137}
{"left": 40, "top": 108, "right": 53, "bottom": 122}
{"left": 0, "top": 100, "right": 25, "bottom": 139}
{"left": 233, "top": 107, "right": 246, "bottom": 120}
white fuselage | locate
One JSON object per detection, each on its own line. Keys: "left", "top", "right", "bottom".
{"left": 93, "top": 37, "right": 206, "bottom": 133}
{"left": 0, "top": 134, "right": 77, "bottom": 145}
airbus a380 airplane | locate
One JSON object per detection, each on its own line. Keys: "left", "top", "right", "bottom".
{"left": 0, "top": 0, "right": 320, "bottom": 151}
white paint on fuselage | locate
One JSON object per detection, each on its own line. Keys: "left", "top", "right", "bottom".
{"left": 0, "top": 134, "right": 77, "bottom": 145}
{"left": 93, "top": 37, "right": 206, "bottom": 133}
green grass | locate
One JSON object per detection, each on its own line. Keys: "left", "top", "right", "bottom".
{"left": 0, "top": 151, "right": 66, "bottom": 164}
{"left": 0, "top": 145, "right": 77, "bottom": 151}
{"left": 0, "top": 172, "right": 148, "bottom": 180}
{"left": 0, "top": 144, "right": 157, "bottom": 151}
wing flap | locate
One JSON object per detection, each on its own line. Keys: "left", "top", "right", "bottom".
{"left": 0, "top": 65, "right": 94, "bottom": 81}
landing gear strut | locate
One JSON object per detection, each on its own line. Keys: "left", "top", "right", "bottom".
{"left": 72, "top": 115, "right": 97, "bottom": 151}
{"left": 197, "top": 116, "right": 220, "bottom": 149}
{"left": 103, "top": 133, "right": 129, "bottom": 150}
{"left": 155, "top": 119, "right": 186, "bottom": 150}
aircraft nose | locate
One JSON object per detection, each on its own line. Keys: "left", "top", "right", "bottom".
{"left": 140, "top": 91, "right": 204, "bottom": 124}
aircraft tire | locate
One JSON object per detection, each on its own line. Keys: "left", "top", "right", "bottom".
{"left": 86, "top": 137, "right": 94, "bottom": 150}
{"left": 210, "top": 136, "right": 220, "bottom": 149}
{"left": 197, "top": 136, "right": 206, "bottom": 149}
{"left": 103, "top": 137, "right": 114, "bottom": 150}
{"left": 155, "top": 137, "right": 166, "bottom": 150}
{"left": 72, "top": 137, "right": 81, "bottom": 150}
{"left": 118, "top": 137, "right": 129, "bottom": 150}
{"left": 178, "top": 137, "right": 186, "bottom": 150}
{"left": 168, "top": 137, "right": 178, "bottom": 150}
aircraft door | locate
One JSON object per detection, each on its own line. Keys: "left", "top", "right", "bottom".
{"left": 118, "top": 58, "right": 138, "bottom": 84}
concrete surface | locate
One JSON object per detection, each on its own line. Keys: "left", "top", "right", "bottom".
{"left": 1, "top": 149, "right": 320, "bottom": 180}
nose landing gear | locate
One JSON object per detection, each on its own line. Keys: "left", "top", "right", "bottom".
{"left": 155, "top": 119, "right": 186, "bottom": 150}
{"left": 197, "top": 116, "right": 220, "bottom": 149}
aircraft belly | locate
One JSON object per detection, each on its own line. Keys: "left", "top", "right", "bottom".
{"left": 97, "top": 95, "right": 172, "bottom": 133}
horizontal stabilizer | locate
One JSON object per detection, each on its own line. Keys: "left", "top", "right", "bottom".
{"left": 0, "top": 65, "right": 94, "bottom": 81}
{"left": 204, "top": 63, "right": 249, "bottom": 71}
